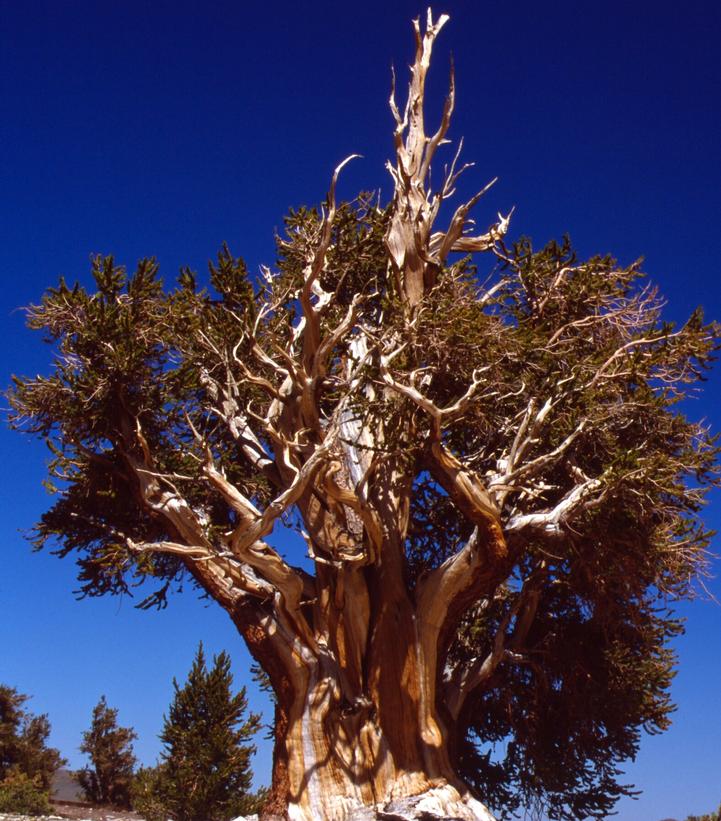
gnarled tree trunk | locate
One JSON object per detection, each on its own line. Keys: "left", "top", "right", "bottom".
{"left": 124, "top": 11, "right": 511, "bottom": 820}
{"left": 233, "top": 548, "right": 500, "bottom": 821}
{"left": 222, "top": 408, "right": 509, "bottom": 821}
{"left": 170, "top": 12, "right": 513, "bottom": 818}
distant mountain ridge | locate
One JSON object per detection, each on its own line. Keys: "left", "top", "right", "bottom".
{"left": 51, "top": 769, "right": 84, "bottom": 803}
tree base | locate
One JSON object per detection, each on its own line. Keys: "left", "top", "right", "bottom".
{"left": 236, "top": 783, "right": 495, "bottom": 821}
{"left": 345, "top": 783, "right": 496, "bottom": 821}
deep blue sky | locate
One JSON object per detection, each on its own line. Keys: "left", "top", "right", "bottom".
{"left": 1, "top": 2, "right": 720, "bottom": 819}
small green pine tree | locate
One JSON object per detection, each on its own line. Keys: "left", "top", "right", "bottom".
{"left": 77, "top": 695, "right": 137, "bottom": 807}
{"left": 0, "top": 684, "right": 65, "bottom": 791}
{"left": 158, "top": 643, "right": 261, "bottom": 821}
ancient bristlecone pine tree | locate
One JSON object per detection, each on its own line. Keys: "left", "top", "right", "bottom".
{"left": 9, "top": 12, "right": 720, "bottom": 821}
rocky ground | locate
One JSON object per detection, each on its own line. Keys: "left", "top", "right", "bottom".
{"left": 0, "top": 804, "right": 145, "bottom": 821}
{"left": 0, "top": 784, "right": 490, "bottom": 820}
{"left": 0, "top": 807, "right": 258, "bottom": 821}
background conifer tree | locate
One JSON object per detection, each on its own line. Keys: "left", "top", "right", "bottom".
{"left": 157, "top": 643, "right": 260, "bottom": 821}
{"left": 77, "top": 695, "right": 137, "bottom": 807}
{"left": 0, "top": 684, "right": 64, "bottom": 791}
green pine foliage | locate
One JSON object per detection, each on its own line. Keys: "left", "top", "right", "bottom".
{"left": 130, "top": 766, "right": 168, "bottom": 821}
{"left": 77, "top": 695, "right": 137, "bottom": 807}
{"left": 0, "top": 771, "right": 54, "bottom": 816}
{"left": 0, "top": 684, "right": 64, "bottom": 792}
{"left": 144, "top": 643, "right": 261, "bottom": 821}
{"left": 443, "top": 238, "right": 718, "bottom": 819}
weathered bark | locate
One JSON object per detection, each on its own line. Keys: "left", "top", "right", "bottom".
{"left": 243, "top": 563, "right": 497, "bottom": 821}
{"left": 222, "top": 442, "right": 502, "bottom": 819}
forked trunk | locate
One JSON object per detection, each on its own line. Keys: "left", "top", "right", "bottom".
{"left": 237, "top": 567, "right": 497, "bottom": 821}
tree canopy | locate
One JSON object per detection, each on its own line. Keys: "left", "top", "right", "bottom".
{"left": 8, "top": 11, "right": 720, "bottom": 821}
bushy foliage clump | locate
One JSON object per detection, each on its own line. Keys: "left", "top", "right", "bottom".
{"left": 0, "top": 770, "right": 54, "bottom": 815}
{"left": 130, "top": 765, "right": 168, "bottom": 821}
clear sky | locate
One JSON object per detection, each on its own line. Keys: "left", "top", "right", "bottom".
{"left": 1, "top": 2, "right": 720, "bottom": 819}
